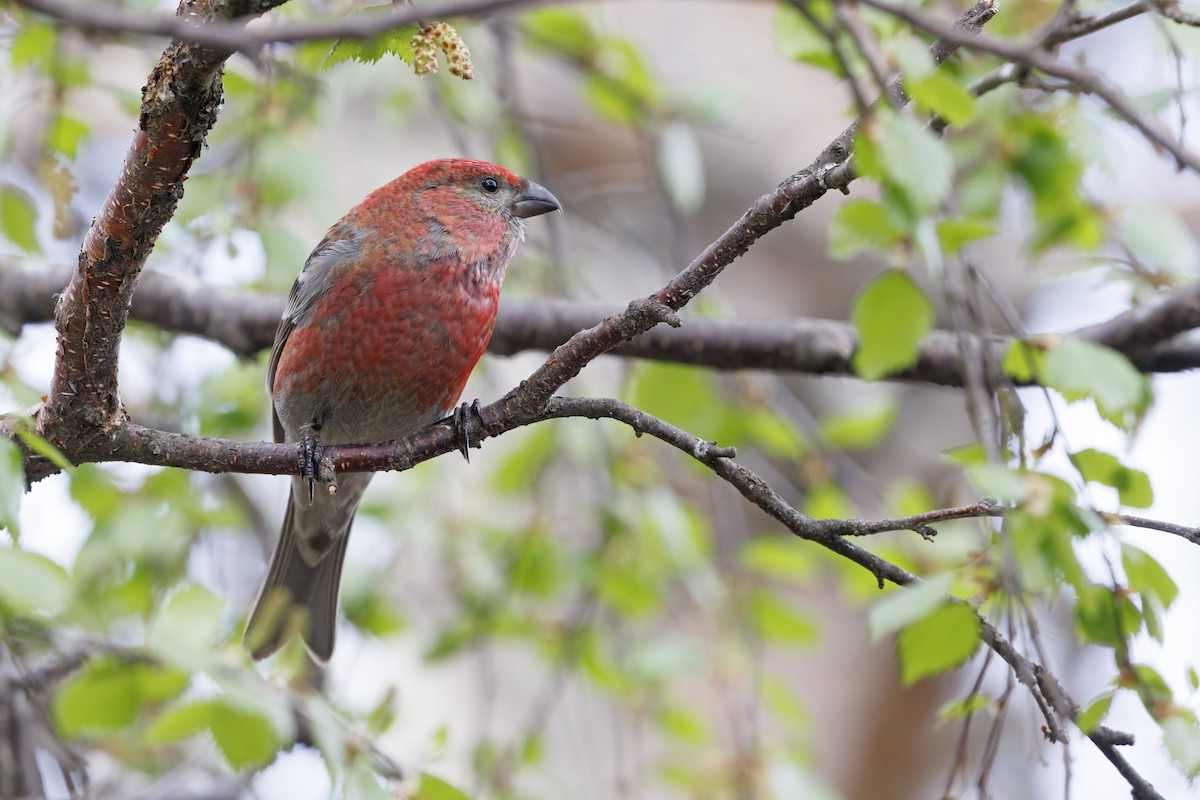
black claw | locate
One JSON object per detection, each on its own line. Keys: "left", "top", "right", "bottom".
{"left": 299, "top": 426, "right": 325, "bottom": 504}
{"left": 452, "top": 399, "right": 484, "bottom": 462}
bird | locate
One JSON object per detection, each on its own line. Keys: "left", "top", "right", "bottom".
{"left": 243, "top": 158, "right": 560, "bottom": 663}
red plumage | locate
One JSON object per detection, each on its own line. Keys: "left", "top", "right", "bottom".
{"left": 244, "top": 158, "right": 560, "bottom": 662}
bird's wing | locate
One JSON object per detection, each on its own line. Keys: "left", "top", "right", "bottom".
{"left": 267, "top": 228, "right": 363, "bottom": 444}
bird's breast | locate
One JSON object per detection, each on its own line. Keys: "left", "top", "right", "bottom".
{"left": 273, "top": 256, "right": 505, "bottom": 444}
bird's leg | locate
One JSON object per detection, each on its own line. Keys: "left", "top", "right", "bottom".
{"left": 299, "top": 425, "right": 329, "bottom": 503}
{"left": 451, "top": 399, "right": 484, "bottom": 462}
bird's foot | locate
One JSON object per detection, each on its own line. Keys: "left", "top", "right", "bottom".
{"left": 299, "top": 426, "right": 337, "bottom": 503}
{"left": 451, "top": 399, "right": 484, "bottom": 463}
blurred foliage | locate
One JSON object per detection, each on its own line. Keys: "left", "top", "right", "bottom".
{"left": 0, "top": 0, "right": 1198, "bottom": 797}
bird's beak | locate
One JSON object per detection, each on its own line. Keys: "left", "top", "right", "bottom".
{"left": 512, "top": 180, "right": 561, "bottom": 218}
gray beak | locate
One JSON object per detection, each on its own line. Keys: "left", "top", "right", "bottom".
{"left": 512, "top": 180, "right": 561, "bottom": 218}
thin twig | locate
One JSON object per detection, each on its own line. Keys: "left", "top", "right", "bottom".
{"left": 856, "top": 0, "right": 1200, "bottom": 174}
{"left": 12, "top": 0, "right": 610, "bottom": 53}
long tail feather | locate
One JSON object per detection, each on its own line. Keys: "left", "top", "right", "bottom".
{"left": 244, "top": 496, "right": 351, "bottom": 664}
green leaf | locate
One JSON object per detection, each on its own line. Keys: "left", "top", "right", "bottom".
{"left": 301, "top": 696, "right": 347, "bottom": 779}
{"left": 323, "top": 8, "right": 417, "bottom": 68}
{"left": 491, "top": 424, "right": 558, "bottom": 495}
{"left": 774, "top": 1, "right": 839, "bottom": 74}
{"left": 147, "top": 584, "right": 223, "bottom": 666}
{"left": 56, "top": 659, "right": 186, "bottom": 739}
{"left": 965, "top": 465, "right": 1034, "bottom": 504}
{"left": 655, "top": 705, "right": 710, "bottom": 744}
{"left": 851, "top": 270, "right": 934, "bottom": 380}
{"left": 747, "top": 591, "right": 818, "bottom": 645}
{"left": 585, "top": 74, "right": 647, "bottom": 127}
{"left": 628, "top": 362, "right": 718, "bottom": 432}
{"left": 1121, "top": 544, "right": 1179, "bottom": 609}
{"left": 414, "top": 772, "right": 472, "bottom": 800}
{"left": 147, "top": 698, "right": 283, "bottom": 769}
{"left": 819, "top": 393, "right": 898, "bottom": 450}
{"left": 867, "top": 573, "right": 955, "bottom": 642}
{"left": 346, "top": 759, "right": 391, "bottom": 800}
{"left": 507, "top": 531, "right": 563, "bottom": 597}
{"left": 875, "top": 112, "right": 954, "bottom": 212}
{"left": 11, "top": 21, "right": 56, "bottom": 68}
{"left": 1042, "top": 338, "right": 1150, "bottom": 429}
{"left": 0, "top": 547, "right": 69, "bottom": 615}
{"left": 363, "top": 688, "right": 398, "bottom": 738}
{"left": 1120, "top": 207, "right": 1198, "bottom": 280}
{"left": 942, "top": 442, "right": 987, "bottom": 467}
{"left": 11, "top": 418, "right": 74, "bottom": 472}
{"left": 1129, "top": 663, "right": 1173, "bottom": 711}
{"left": 1070, "top": 448, "right": 1153, "bottom": 508}
{"left": 888, "top": 38, "right": 935, "bottom": 79}
{"left": 1162, "top": 716, "right": 1200, "bottom": 778}
{"left": 829, "top": 199, "right": 906, "bottom": 260}
{"left": 520, "top": 732, "right": 544, "bottom": 764}
{"left": 48, "top": 114, "right": 89, "bottom": 160}
{"left": 740, "top": 537, "right": 815, "bottom": 582}
{"left": 344, "top": 581, "right": 407, "bottom": 638}
{"left": 523, "top": 9, "right": 598, "bottom": 58}
{"left": 0, "top": 184, "right": 40, "bottom": 254}
{"left": 596, "top": 565, "right": 660, "bottom": 617}
{"left": 896, "top": 602, "right": 981, "bottom": 684}
{"left": 1013, "top": 117, "right": 1102, "bottom": 251}
{"left": 803, "top": 482, "right": 853, "bottom": 520}
{"left": 583, "top": 41, "right": 658, "bottom": 127}
{"left": 740, "top": 407, "right": 810, "bottom": 460}
{"left": 144, "top": 700, "right": 212, "bottom": 743}
{"left": 938, "top": 694, "right": 993, "bottom": 720}
{"left": 0, "top": 437, "right": 24, "bottom": 538}
{"left": 1075, "top": 583, "right": 1138, "bottom": 646}
{"left": 936, "top": 218, "right": 994, "bottom": 255}
{"left": 907, "top": 70, "right": 976, "bottom": 126}
{"left": 1142, "top": 592, "right": 1165, "bottom": 643}
{"left": 1077, "top": 691, "right": 1114, "bottom": 733}
{"left": 887, "top": 479, "right": 936, "bottom": 518}
{"left": 55, "top": 659, "right": 142, "bottom": 735}
{"left": 1001, "top": 340, "right": 1045, "bottom": 383}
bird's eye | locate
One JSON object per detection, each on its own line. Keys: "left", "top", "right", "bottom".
{"left": 480, "top": 177, "right": 500, "bottom": 193}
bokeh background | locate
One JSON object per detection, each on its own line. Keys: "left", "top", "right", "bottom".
{"left": 1, "top": 1, "right": 1199, "bottom": 798}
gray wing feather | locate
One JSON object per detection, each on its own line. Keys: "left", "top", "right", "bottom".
{"left": 266, "top": 228, "right": 363, "bottom": 444}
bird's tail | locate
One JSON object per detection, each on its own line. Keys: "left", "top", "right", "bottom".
{"left": 244, "top": 495, "right": 350, "bottom": 664}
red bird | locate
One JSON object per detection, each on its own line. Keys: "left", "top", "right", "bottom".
{"left": 244, "top": 159, "right": 560, "bottom": 662}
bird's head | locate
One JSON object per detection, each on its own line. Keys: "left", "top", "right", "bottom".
{"left": 408, "top": 158, "right": 561, "bottom": 221}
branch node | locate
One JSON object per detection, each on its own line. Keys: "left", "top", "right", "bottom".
{"left": 913, "top": 524, "right": 938, "bottom": 540}
{"left": 626, "top": 296, "right": 682, "bottom": 330}
{"left": 814, "top": 163, "right": 832, "bottom": 191}
{"left": 692, "top": 439, "right": 736, "bottom": 463}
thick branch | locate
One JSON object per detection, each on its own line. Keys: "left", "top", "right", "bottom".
{"left": 5, "top": 263, "right": 1200, "bottom": 385}
{"left": 36, "top": 0, "right": 288, "bottom": 448}
{"left": 5, "top": 1, "right": 1174, "bottom": 795}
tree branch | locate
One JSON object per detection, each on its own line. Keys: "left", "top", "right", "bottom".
{"left": 3, "top": 1, "right": 1180, "bottom": 796}
{"left": 35, "top": 0, "right": 289, "bottom": 449}
{"left": 855, "top": 0, "right": 1200, "bottom": 175}
{"left": 12, "top": 0, "right": 996, "bottom": 485}
{"left": 12, "top": 0, "right": 598, "bottom": 53}
{"left": 5, "top": 262, "right": 1200, "bottom": 387}
{"left": 541, "top": 397, "right": 1161, "bottom": 797}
